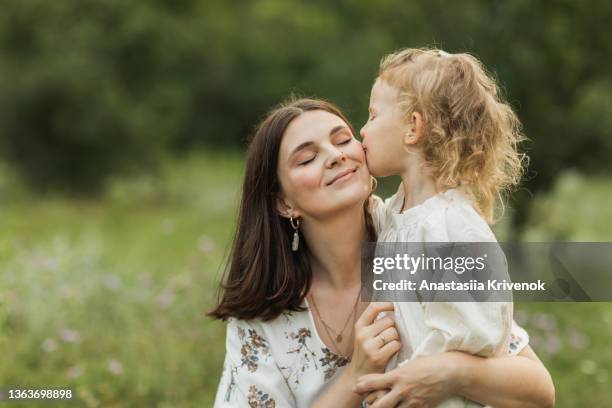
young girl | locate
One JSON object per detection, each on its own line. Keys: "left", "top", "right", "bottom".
{"left": 360, "top": 48, "right": 528, "bottom": 407}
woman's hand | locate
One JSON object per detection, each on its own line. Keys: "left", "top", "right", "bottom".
{"left": 355, "top": 347, "right": 555, "bottom": 408}
{"left": 363, "top": 389, "right": 388, "bottom": 407}
{"left": 353, "top": 352, "right": 463, "bottom": 408}
{"left": 346, "top": 302, "right": 402, "bottom": 382}
{"left": 312, "top": 302, "right": 402, "bottom": 408}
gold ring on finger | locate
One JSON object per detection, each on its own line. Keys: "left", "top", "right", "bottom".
{"left": 378, "top": 334, "right": 386, "bottom": 347}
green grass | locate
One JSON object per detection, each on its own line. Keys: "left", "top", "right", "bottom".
{"left": 0, "top": 153, "right": 241, "bottom": 407}
{"left": 515, "top": 303, "right": 612, "bottom": 407}
{"left": 1, "top": 156, "right": 611, "bottom": 407}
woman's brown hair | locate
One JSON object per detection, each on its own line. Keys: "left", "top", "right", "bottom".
{"left": 208, "top": 98, "right": 377, "bottom": 322}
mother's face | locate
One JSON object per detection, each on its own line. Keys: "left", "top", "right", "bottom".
{"left": 276, "top": 110, "right": 371, "bottom": 220}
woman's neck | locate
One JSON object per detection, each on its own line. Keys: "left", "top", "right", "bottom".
{"left": 399, "top": 156, "right": 439, "bottom": 212}
{"left": 301, "top": 204, "right": 367, "bottom": 291}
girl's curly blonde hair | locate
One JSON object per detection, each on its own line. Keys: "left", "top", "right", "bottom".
{"left": 379, "top": 48, "right": 528, "bottom": 223}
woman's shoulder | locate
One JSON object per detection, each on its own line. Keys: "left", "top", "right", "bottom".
{"left": 225, "top": 309, "right": 318, "bottom": 358}
{"left": 226, "top": 309, "right": 309, "bottom": 338}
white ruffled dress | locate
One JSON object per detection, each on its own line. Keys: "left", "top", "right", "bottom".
{"left": 371, "top": 185, "right": 516, "bottom": 408}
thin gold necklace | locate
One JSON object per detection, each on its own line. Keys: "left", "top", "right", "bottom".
{"left": 310, "top": 290, "right": 360, "bottom": 343}
{"left": 309, "top": 289, "right": 361, "bottom": 348}
{"left": 311, "top": 296, "right": 352, "bottom": 357}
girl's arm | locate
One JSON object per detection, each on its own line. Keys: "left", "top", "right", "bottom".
{"left": 353, "top": 345, "right": 555, "bottom": 408}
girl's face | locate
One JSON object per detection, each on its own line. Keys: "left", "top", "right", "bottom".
{"left": 360, "top": 78, "right": 411, "bottom": 177}
{"left": 277, "top": 110, "right": 371, "bottom": 219}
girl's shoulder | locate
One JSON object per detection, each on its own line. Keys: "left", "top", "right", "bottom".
{"left": 380, "top": 187, "right": 496, "bottom": 242}
{"left": 433, "top": 188, "right": 496, "bottom": 242}
{"left": 370, "top": 183, "right": 416, "bottom": 234}
{"left": 369, "top": 193, "right": 398, "bottom": 233}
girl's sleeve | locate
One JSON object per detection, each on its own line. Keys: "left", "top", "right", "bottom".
{"left": 443, "top": 201, "right": 530, "bottom": 357}
{"left": 368, "top": 194, "right": 395, "bottom": 233}
{"left": 409, "top": 301, "right": 513, "bottom": 360}
{"left": 508, "top": 320, "right": 530, "bottom": 356}
{"left": 369, "top": 194, "right": 388, "bottom": 234}
{"left": 214, "top": 318, "right": 296, "bottom": 407}
{"left": 406, "top": 203, "right": 513, "bottom": 361}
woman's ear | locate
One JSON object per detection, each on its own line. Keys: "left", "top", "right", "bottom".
{"left": 275, "top": 194, "right": 298, "bottom": 219}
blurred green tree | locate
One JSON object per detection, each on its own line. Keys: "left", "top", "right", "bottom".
{"left": 0, "top": 0, "right": 611, "bottom": 208}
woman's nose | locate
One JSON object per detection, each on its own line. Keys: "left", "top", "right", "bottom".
{"left": 325, "top": 147, "right": 346, "bottom": 168}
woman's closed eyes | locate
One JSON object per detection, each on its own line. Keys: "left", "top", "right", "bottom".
{"left": 297, "top": 138, "right": 353, "bottom": 166}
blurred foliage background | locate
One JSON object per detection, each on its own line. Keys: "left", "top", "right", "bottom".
{"left": 1, "top": 0, "right": 612, "bottom": 406}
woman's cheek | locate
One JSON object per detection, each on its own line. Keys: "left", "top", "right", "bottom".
{"left": 294, "top": 168, "right": 321, "bottom": 191}
{"left": 351, "top": 143, "right": 367, "bottom": 163}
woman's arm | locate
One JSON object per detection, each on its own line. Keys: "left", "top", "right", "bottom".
{"left": 353, "top": 345, "right": 555, "bottom": 408}
{"left": 311, "top": 365, "right": 367, "bottom": 408}
{"left": 456, "top": 345, "right": 555, "bottom": 408}
{"left": 214, "top": 319, "right": 296, "bottom": 407}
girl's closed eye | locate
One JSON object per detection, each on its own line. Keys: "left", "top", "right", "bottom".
{"left": 368, "top": 109, "right": 376, "bottom": 121}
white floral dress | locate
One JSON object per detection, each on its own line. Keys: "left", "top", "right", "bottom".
{"left": 213, "top": 302, "right": 528, "bottom": 407}
{"left": 213, "top": 186, "right": 529, "bottom": 407}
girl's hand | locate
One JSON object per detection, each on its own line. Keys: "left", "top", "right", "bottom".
{"left": 353, "top": 352, "right": 464, "bottom": 408}
{"left": 347, "top": 302, "right": 401, "bottom": 381}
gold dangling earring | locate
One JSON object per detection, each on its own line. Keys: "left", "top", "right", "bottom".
{"left": 290, "top": 216, "right": 300, "bottom": 251}
{"left": 370, "top": 176, "right": 378, "bottom": 194}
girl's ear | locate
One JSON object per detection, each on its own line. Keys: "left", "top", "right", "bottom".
{"left": 403, "top": 111, "right": 424, "bottom": 145}
{"left": 412, "top": 111, "right": 424, "bottom": 139}
{"left": 275, "top": 194, "right": 298, "bottom": 219}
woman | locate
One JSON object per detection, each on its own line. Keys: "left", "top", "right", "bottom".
{"left": 208, "top": 98, "right": 554, "bottom": 408}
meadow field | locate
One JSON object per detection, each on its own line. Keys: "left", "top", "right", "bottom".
{"left": 1, "top": 153, "right": 611, "bottom": 407}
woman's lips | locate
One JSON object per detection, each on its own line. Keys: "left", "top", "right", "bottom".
{"left": 327, "top": 168, "right": 357, "bottom": 186}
